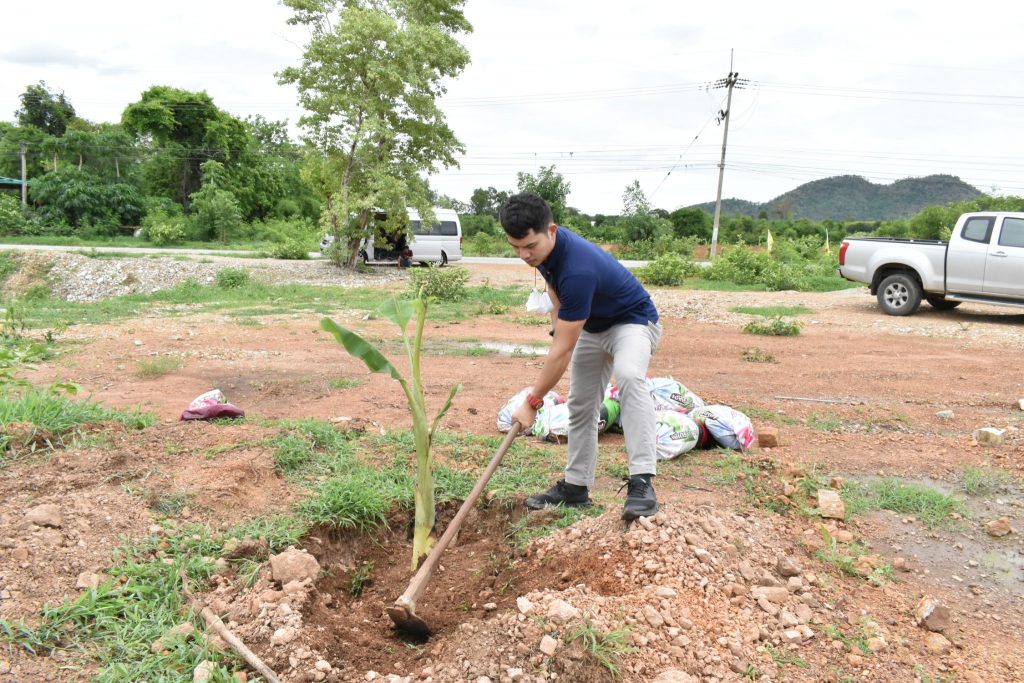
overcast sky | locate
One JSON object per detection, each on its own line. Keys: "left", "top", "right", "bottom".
{"left": 3, "top": 0, "right": 1023, "bottom": 214}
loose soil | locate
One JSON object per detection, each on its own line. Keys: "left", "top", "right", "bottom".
{"left": 1, "top": 256, "right": 1023, "bottom": 682}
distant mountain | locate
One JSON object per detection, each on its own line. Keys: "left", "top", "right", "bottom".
{"left": 688, "top": 175, "right": 982, "bottom": 221}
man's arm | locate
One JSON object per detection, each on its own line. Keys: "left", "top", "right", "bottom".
{"left": 511, "top": 313, "right": 585, "bottom": 430}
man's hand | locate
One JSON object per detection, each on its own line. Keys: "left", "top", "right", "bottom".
{"left": 511, "top": 402, "right": 536, "bottom": 435}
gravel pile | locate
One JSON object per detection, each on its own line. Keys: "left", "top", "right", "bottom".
{"left": 15, "top": 253, "right": 405, "bottom": 303}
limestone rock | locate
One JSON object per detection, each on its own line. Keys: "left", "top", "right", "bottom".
{"left": 539, "top": 635, "right": 558, "bottom": 656}
{"left": 751, "top": 586, "right": 789, "bottom": 603}
{"left": 546, "top": 599, "right": 580, "bottom": 624}
{"left": 817, "top": 489, "right": 845, "bottom": 520}
{"left": 924, "top": 632, "right": 952, "bottom": 654}
{"left": 973, "top": 427, "right": 1005, "bottom": 446}
{"left": 270, "top": 549, "right": 320, "bottom": 585}
{"left": 25, "top": 504, "right": 63, "bottom": 528}
{"left": 757, "top": 427, "right": 780, "bottom": 448}
{"left": 516, "top": 596, "right": 534, "bottom": 614}
{"left": 643, "top": 605, "right": 665, "bottom": 628}
{"left": 776, "top": 556, "right": 801, "bottom": 577}
{"left": 936, "top": 410, "right": 954, "bottom": 419}
{"left": 76, "top": 571, "right": 103, "bottom": 589}
{"left": 915, "top": 597, "right": 951, "bottom": 632}
{"left": 193, "top": 660, "right": 216, "bottom": 683}
{"left": 984, "top": 517, "right": 1013, "bottom": 537}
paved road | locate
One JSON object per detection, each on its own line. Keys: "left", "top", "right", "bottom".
{"left": 0, "top": 243, "right": 653, "bottom": 268}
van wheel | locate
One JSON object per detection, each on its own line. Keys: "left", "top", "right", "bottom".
{"left": 877, "top": 273, "right": 922, "bottom": 316}
{"left": 925, "top": 294, "right": 961, "bottom": 311}
{"left": 440, "top": 251, "right": 448, "bottom": 267}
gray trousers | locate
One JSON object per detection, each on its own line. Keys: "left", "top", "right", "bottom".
{"left": 564, "top": 321, "right": 662, "bottom": 488}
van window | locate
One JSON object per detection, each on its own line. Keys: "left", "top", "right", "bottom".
{"left": 961, "top": 217, "right": 994, "bottom": 244}
{"left": 998, "top": 217, "right": 1024, "bottom": 248}
{"left": 412, "top": 220, "right": 459, "bottom": 236}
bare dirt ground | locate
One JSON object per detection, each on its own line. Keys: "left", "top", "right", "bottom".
{"left": 2, "top": 255, "right": 1023, "bottom": 682}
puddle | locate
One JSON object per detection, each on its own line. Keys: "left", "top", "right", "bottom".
{"left": 475, "top": 341, "right": 547, "bottom": 356}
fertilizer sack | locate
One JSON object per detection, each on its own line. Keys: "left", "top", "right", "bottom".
{"left": 690, "top": 404, "right": 756, "bottom": 450}
{"left": 655, "top": 410, "right": 701, "bottom": 460}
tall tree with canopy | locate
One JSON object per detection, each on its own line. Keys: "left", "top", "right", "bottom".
{"left": 516, "top": 165, "right": 571, "bottom": 224}
{"left": 121, "top": 86, "right": 248, "bottom": 210}
{"left": 15, "top": 81, "right": 76, "bottom": 137}
{"left": 278, "top": 0, "right": 472, "bottom": 266}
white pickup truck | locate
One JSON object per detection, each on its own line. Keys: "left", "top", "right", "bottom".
{"left": 838, "top": 212, "right": 1024, "bottom": 315}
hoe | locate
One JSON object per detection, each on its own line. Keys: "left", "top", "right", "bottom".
{"left": 387, "top": 422, "right": 521, "bottom": 638}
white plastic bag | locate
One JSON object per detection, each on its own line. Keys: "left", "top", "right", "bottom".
{"left": 497, "top": 387, "right": 563, "bottom": 434}
{"left": 532, "top": 403, "right": 570, "bottom": 442}
{"left": 649, "top": 376, "right": 704, "bottom": 413}
{"left": 188, "top": 389, "right": 226, "bottom": 411}
{"left": 526, "top": 289, "right": 553, "bottom": 314}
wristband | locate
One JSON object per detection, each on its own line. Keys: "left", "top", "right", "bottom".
{"left": 526, "top": 393, "right": 544, "bottom": 410}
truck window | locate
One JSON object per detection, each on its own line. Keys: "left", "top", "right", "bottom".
{"left": 961, "top": 217, "right": 994, "bottom": 244}
{"left": 998, "top": 217, "right": 1024, "bottom": 248}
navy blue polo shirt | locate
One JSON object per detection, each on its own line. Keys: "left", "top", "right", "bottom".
{"left": 537, "top": 227, "right": 658, "bottom": 333}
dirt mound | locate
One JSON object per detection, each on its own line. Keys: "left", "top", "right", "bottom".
{"left": 193, "top": 501, "right": 985, "bottom": 683}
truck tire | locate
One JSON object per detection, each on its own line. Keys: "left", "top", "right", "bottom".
{"left": 877, "top": 273, "right": 922, "bottom": 316}
{"left": 925, "top": 294, "right": 962, "bottom": 311}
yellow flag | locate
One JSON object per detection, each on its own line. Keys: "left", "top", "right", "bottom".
{"left": 766, "top": 230, "right": 774, "bottom": 253}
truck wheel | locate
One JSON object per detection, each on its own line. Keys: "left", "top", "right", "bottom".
{"left": 877, "top": 273, "right": 922, "bottom": 316}
{"left": 925, "top": 294, "right": 961, "bottom": 311}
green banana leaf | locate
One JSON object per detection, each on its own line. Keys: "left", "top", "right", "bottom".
{"left": 320, "top": 318, "right": 402, "bottom": 381}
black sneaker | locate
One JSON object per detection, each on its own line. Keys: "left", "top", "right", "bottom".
{"left": 525, "top": 479, "right": 591, "bottom": 510}
{"left": 621, "top": 474, "right": 658, "bottom": 521}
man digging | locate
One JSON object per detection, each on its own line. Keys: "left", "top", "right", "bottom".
{"left": 501, "top": 192, "right": 663, "bottom": 521}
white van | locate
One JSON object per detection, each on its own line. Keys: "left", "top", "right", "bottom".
{"left": 320, "top": 207, "right": 463, "bottom": 266}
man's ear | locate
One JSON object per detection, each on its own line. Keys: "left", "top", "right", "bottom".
{"left": 548, "top": 222, "right": 558, "bottom": 238}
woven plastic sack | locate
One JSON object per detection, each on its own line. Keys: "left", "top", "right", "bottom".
{"left": 690, "top": 404, "right": 756, "bottom": 450}
{"left": 649, "top": 376, "right": 704, "bottom": 413}
{"left": 532, "top": 403, "right": 570, "bottom": 442}
{"left": 180, "top": 389, "right": 244, "bottom": 421}
{"left": 497, "top": 387, "right": 563, "bottom": 433}
{"left": 655, "top": 410, "right": 701, "bottom": 460}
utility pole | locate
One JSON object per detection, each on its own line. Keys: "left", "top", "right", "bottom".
{"left": 709, "top": 50, "right": 748, "bottom": 259}
{"left": 20, "top": 142, "right": 28, "bottom": 208}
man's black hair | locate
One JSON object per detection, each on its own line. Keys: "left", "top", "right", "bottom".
{"left": 499, "top": 192, "right": 553, "bottom": 239}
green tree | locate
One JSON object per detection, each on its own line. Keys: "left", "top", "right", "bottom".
{"left": 469, "top": 186, "right": 508, "bottom": 217}
{"left": 0, "top": 123, "right": 52, "bottom": 179}
{"left": 121, "top": 86, "right": 248, "bottom": 210}
{"left": 189, "top": 161, "right": 243, "bottom": 241}
{"left": 620, "top": 180, "right": 657, "bottom": 242}
{"left": 516, "top": 166, "right": 570, "bottom": 223}
{"left": 669, "top": 207, "right": 712, "bottom": 241}
{"left": 15, "top": 82, "right": 76, "bottom": 137}
{"left": 278, "top": 0, "right": 472, "bottom": 266}
{"left": 29, "top": 168, "right": 143, "bottom": 231}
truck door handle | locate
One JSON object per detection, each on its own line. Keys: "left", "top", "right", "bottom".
{"left": 991, "top": 251, "right": 1007, "bottom": 257}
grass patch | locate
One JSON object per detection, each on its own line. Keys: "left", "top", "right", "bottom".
{"left": 841, "top": 478, "right": 966, "bottom": 528}
{"left": 735, "top": 405, "right": 799, "bottom": 425}
{"left": 327, "top": 376, "right": 364, "bottom": 390}
{"left": 507, "top": 505, "right": 604, "bottom": 550}
{"left": 742, "top": 316, "right": 802, "bottom": 336}
{"left": 741, "top": 347, "right": 777, "bottom": 363}
{"left": 134, "top": 356, "right": 183, "bottom": 378}
{"left": 731, "top": 305, "right": 814, "bottom": 317}
{"left": 0, "top": 388, "right": 154, "bottom": 459}
{"left": 961, "top": 466, "right": 1015, "bottom": 496}
{"left": 705, "top": 451, "right": 757, "bottom": 486}
{"left": 815, "top": 528, "right": 894, "bottom": 586}
{"left": 563, "top": 618, "right": 636, "bottom": 678}
{"left": 806, "top": 413, "right": 845, "bottom": 432}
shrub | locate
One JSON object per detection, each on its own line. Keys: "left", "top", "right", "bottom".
{"left": 142, "top": 208, "right": 188, "bottom": 246}
{"left": 742, "top": 316, "right": 802, "bottom": 336}
{"left": 0, "top": 195, "right": 28, "bottom": 236}
{"left": 705, "top": 247, "right": 801, "bottom": 290}
{"left": 636, "top": 253, "right": 699, "bottom": 286}
{"left": 191, "top": 188, "right": 243, "bottom": 242}
{"left": 408, "top": 265, "right": 470, "bottom": 301}
{"left": 268, "top": 239, "right": 311, "bottom": 260}
{"left": 29, "top": 169, "right": 143, "bottom": 232}
{"left": 216, "top": 267, "right": 251, "bottom": 289}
